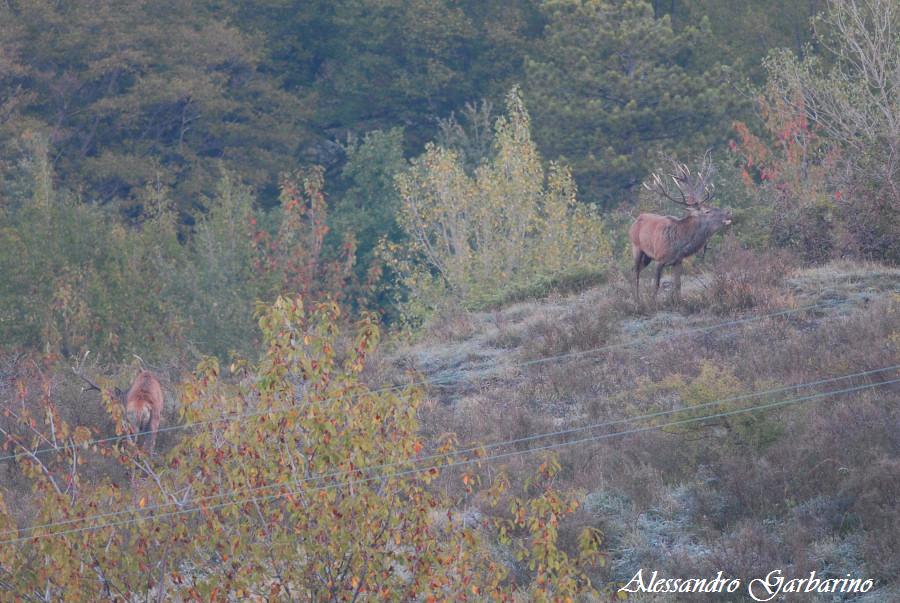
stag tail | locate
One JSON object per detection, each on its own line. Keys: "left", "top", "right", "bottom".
{"left": 126, "top": 405, "right": 152, "bottom": 433}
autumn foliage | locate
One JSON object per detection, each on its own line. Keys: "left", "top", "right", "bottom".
{"left": 254, "top": 168, "right": 359, "bottom": 303}
{"left": 383, "top": 88, "right": 611, "bottom": 321}
{"left": 0, "top": 298, "right": 603, "bottom": 601}
{"left": 730, "top": 86, "right": 841, "bottom": 263}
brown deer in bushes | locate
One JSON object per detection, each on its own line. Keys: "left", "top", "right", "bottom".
{"left": 630, "top": 154, "right": 732, "bottom": 305}
{"left": 74, "top": 355, "right": 164, "bottom": 456}
{"left": 123, "top": 370, "right": 163, "bottom": 455}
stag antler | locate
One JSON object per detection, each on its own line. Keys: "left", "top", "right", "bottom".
{"left": 72, "top": 353, "right": 125, "bottom": 400}
{"left": 694, "top": 150, "right": 716, "bottom": 204}
{"left": 644, "top": 152, "right": 716, "bottom": 208}
{"left": 644, "top": 170, "right": 692, "bottom": 207}
{"left": 72, "top": 351, "right": 102, "bottom": 393}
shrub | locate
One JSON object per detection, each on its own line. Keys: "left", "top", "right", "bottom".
{"left": 0, "top": 297, "right": 608, "bottom": 600}
{"left": 181, "top": 167, "right": 364, "bottom": 360}
{"left": 262, "top": 168, "right": 358, "bottom": 302}
{"left": 731, "top": 83, "right": 841, "bottom": 264}
{"left": 520, "top": 298, "right": 618, "bottom": 361}
{"left": 383, "top": 88, "right": 611, "bottom": 324}
{"left": 687, "top": 234, "right": 793, "bottom": 314}
{"left": 850, "top": 458, "right": 900, "bottom": 579}
{"left": 0, "top": 299, "right": 490, "bottom": 599}
{"left": 760, "top": 0, "right": 900, "bottom": 264}
{"left": 835, "top": 185, "right": 900, "bottom": 263}
{"left": 178, "top": 172, "right": 261, "bottom": 359}
{"left": 495, "top": 455, "right": 605, "bottom": 601}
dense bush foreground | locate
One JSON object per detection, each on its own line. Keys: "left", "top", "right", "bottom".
{"left": 0, "top": 298, "right": 605, "bottom": 601}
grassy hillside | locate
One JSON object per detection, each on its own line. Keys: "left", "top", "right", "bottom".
{"left": 386, "top": 259, "right": 900, "bottom": 598}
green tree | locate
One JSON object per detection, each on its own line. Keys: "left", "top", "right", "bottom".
{"left": 321, "top": 0, "right": 534, "bottom": 144}
{"left": 181, "top": 167, "right": 360, "bottom": 361}
{"left": 229, "top": 0, "right": 540, "bottom": 148}
{"left": 435, "top": 100, "right": 498, "bottom": 172}
{"left": 384, "top": 88, "right": 611, "bottom": 321}
{"left": 525, "top": 0, "right": 739, "bottom": 205}
{"left": 332, "top": 128, "right": 407, "bottom": 283}
{"left": 178, "top": 173, "right": 262, "bottom": 360}
{"left": 0, "top": 0, "right": 309, "bottom": 214}
{"left": 0, "top": 134, "right": 183, "bottom": 360}
{"left": 668, "top": 0, "right": 821, "bottom": 84}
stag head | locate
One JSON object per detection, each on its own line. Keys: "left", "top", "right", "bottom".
{"left": 643, "top": 152, "right": 732, "bottom": 227}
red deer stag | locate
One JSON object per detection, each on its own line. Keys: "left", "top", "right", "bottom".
{"left": 123, "top": 370, "right": 164, "bottom": 456}
{"left": 73, "top": 355, "right": 164, "bottom": 456}
{"left": 630, "top": 155, "right": 732, "bottom": 305}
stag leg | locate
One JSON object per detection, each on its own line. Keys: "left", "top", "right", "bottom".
{"left": 632, "top": 247, "right": 652, "bottom": 306}
{"left": 147, "top": 411, "right": 160, "bottom": 456}
{"left": 671, "top": 261, "right": 683, "bottom": 304}
{"left": 652, "top": 263, "right": 665, "bottom": 304}
{"left": 126, "top": 423, "right": 138, "bottom": 448}
{"left": 632, "top": 247, "right": 643, "bottom": 304}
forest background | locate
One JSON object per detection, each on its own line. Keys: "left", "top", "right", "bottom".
{"left": 5, "top": 0, "right": 885, "bottom": 361}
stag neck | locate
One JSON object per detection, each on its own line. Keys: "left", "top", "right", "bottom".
{"left": 668, "top": 213, "right": 716, "bottom": 258}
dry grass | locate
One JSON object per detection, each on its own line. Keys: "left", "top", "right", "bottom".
{"left": 683, "top": 235, "right": 795, "bottom": 314}
{"left": 401, "top": 259, "right": 900, "bottom": 595}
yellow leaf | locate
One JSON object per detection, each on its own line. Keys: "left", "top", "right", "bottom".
{"left": 139, "top": 497, "right": 146, "bottom": 509}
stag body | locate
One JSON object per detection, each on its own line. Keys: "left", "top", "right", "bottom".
{"left": 631, "top": 156, "right": 732, "bottom": 305}
{"left": 74, "top": 358, "right": 165, "bottom": 456}
{"left": 125, "top": 371, "right": 164, "bottom": 456}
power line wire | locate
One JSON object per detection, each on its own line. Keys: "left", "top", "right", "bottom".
{"left": 4, "top": 373, "right": 896, "bottom": 546}
{"left": 4, "top": 363, "right": 895, "bottom": 540}
{"left": 0, "top": 295, "right": 874, "bottom": 464}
